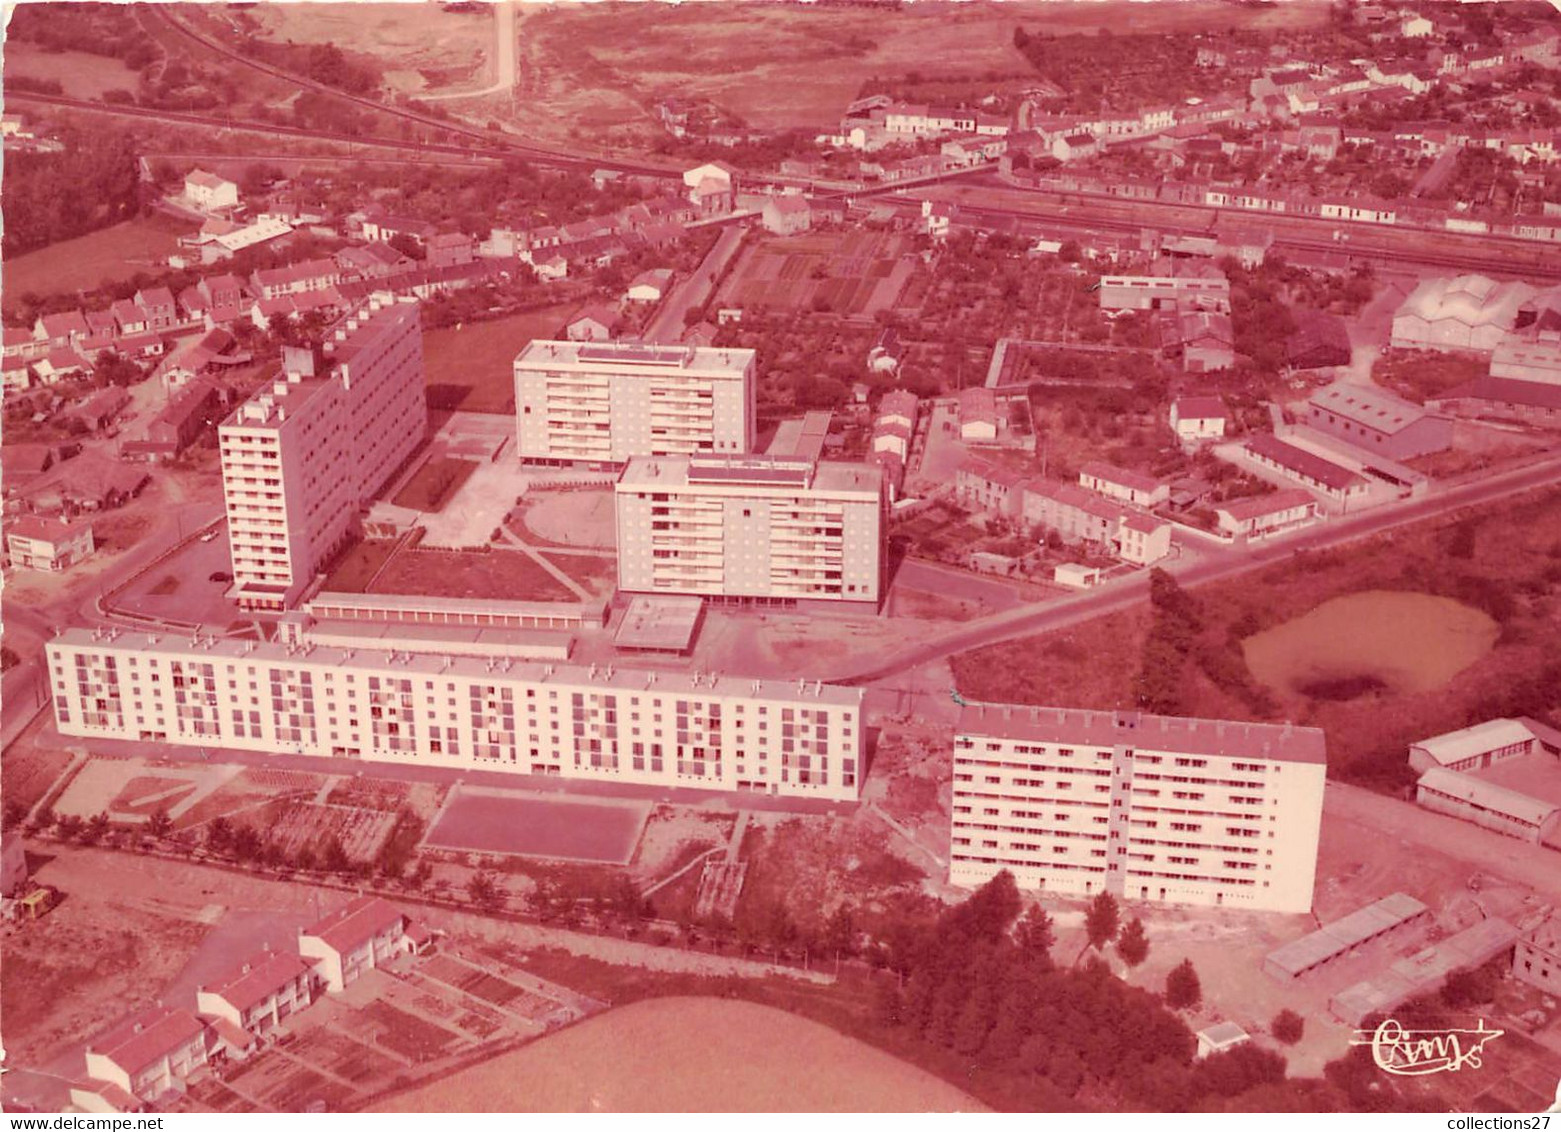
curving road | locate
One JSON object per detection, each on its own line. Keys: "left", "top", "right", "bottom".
{"left": 422, "top": 1, "right": 517, "bottom": 102}
{"left": 833, "top": 450, "right": 1561, "bottom": 685}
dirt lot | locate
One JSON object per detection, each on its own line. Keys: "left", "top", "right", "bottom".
{"left": 372, "top": 995, "right": 985, "bottom": 1112}
{"left": 517, "top": 489, "right": 616, "bottom": 549}
{"left": 631, "top": 806, "right": 735, "bottom": 880}
{"left": 1, "top": 217, "right": 194, "bottom": 314}
{"left": 717, "top": 231, "right": 911, "bottom": 316}
{"left": 423, "top": 305, "right": 576, "bottom": 415}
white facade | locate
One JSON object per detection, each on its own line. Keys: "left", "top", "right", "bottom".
{"left": 298, "top": 896, "right": 409, "bottom": 992}
{"left": 616, "top": 455, "right": 885, "bottom": 609}
{"left": 951, "top": 705, "right": 1327, "bottom": 913}
{"left": 195, "top": 953, "right": 318, "bottom": 1037}
{"left": 185, "top": 170, "right": 240, "bottom": 212}
{"left": 47, "top": 627, "right": 865, "bottom": 801}
{"left": 220, "top": 297, "right": 425, "bottom": 611}
{"left": 514, "top": 341, "right": 755, "bottom": 466}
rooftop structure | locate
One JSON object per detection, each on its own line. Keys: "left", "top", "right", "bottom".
{"left": 612, "top": 595, "right": 706, "bottom": 654}
{"left": 514, "top": 340, "right": 755, "bottom": 467}
{"left": 1307, "top": 383, "right": 1453, "bottom": 460}
{"left": 1391, "top": 275, "right": 1538, "bottom": 354}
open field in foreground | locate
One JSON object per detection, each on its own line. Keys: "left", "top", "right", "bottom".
{"left": 423, "top": 305, "right": 575, "bottom": 414}
{"left": 373, "top": 995, "right": 986, "bottom": 1112}
{"left": 2, "top": 217, "right": 193, "bottom": 313}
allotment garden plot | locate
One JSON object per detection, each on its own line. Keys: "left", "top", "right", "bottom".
{"left": 718, "top": 231, "right": 912, "bottom": 315}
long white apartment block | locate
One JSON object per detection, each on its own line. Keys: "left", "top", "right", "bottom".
{"left": 220, "top": 295, "right": 425, "bottom": 611}
{"left": 951, "top": 704, "right": 1326, "bottom": 913}
{"left": 616, "top": 455, "right": 886, "bottom": 609}
{"left": 47, "top": 626, "right": 864, "bottom": 801}
{"left": 514, "top": 340, "right": 755, "bottom": 466}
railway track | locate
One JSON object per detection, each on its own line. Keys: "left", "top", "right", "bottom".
{"left": 143, "top": 6, "right": 684, "bottom": 179}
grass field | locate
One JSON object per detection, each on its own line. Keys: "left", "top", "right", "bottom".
{"left": 537, "top": 553, "right": 616, "bottom": 599}
{"left": 391, "top": 457, "right": 479, "bottom": 512}
{"left": 422, "top": 306, "right": 575, "bottom": 415}
{"left": 424, "top": 790, "right": 646, "bottom": 863}
{"left": 322, "top": 538, "right": 401, "bottom": 593}
{"left": 369, "top": 547, "right": 577, "bottom": 602}
{"left": 4, "top": 46, "right": 142, "bottom": 99}
{"left": 2, "top": 218, "right": 193, "bottom": 313}
{"left": 373, "top": 996, "right": 985, "bottom": 1112}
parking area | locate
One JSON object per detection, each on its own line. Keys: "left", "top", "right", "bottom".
{"left": 423, "top": 786, "right": 650, "bottom": 864}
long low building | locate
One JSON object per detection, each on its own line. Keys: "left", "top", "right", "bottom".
{"left": 303, "top": 591, "right": 607, "bottom": 631}
{"left": 1414, "top": 765, "right": 1561, "bottom": 844}
{"left": 1213, "top": 488, "right": 1319, "bottom": 540}
{"left": 1329, "top": 917, "right": 1520, "bottom": 1026}
{"left": 1428, "top": 375, "right": 1561, "bottom": 429}
{"left": 1306, "top": 384, "right": 1453, "bottom": 461}
{"left": 1244, "top": 433, "right": 1369, "bottom": 505}
{"left": 1408, "top": 717, "right": 1561, "bottom": 773}
{"left": 46, "top": 627, "right": 864, "bottom": 801}
{"left": 1263, "top": 892, "right": 1432, "bottom": 981}
{"left": 951, "top": 704, "right": 1327, "bottom": 913}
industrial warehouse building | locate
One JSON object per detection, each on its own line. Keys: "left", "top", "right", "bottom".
{"left": 950, "top": 704, "right": 1327, "bottom": 913}
{"left": 615, "top": 454, "right": 886, "bottom": 610}
{"left": 513, "top": 340, "right": 756, "bottom": 466}
{"left": 1243, "top": 433, "right": 1369, "bottom": 506}
{"left": 47, "top": 626, "right": 865, "bottom": 802}
{"left": 1390, "top": 274, "right": 1537, "bottom": 354}
{"left": 1306, "top": 384, "right": 1453, "bottom": 461}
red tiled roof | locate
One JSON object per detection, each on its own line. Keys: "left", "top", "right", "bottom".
{"left": 1080, "top": 461, "right": 1164, "bottom": 494}
{"left": 1246, "top": 433, "right": 1364, "bottom": 492}
{"left": 89, "top": 1006, "right": 206, "bottom": 1077}
{"left": 202, "top": 951, "right": 313, "bottom": 1013}
{"left": 1215, "top": 487, "right": 1316, "bottom": 521}
{"left": 303, "top": 895, "right": 405, "bottom": 955}
{"left": 8, "top": 514, "right": 90, "bottom": 543}
{"left": 1174, "top": 395, "right": 1229, "bottom": 420}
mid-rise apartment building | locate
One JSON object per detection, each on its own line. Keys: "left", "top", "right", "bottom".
{"left": 615, "top": 455, "right": 886, "bottom": 609}
{"left": 513, "top": 340, "right": 755, "bottom": 466}
{"left": 951, "top": 704, "right": 1326, "bottom": 913}
{"left": 47, "top": 627, "right": 864, "bottom": 801}
{"left": 219, "top": 295, "right": 425, "bottom": 611}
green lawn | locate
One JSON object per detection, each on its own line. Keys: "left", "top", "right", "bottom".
{"left": 391, "top": 457, "right": 478, "bottom": 512}
{"left": 422, "top": 305, "right": 577, "bottom": 415}
{"left": 3, "top": 217, "right": 193, "bottom": 314}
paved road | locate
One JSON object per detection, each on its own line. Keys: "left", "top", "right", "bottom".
{"left": 642, "top": 225, "right": 746, "bottom": 344}
{"left": 892, "top": 559, "right": 1026, "bottom": 613}
{"left": 835, "top": 450, "right": 1561, "bottom": 685}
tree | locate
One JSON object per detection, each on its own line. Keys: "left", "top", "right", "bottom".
{"left": 206, "top": 815, "right": 232, "bottom": 853}
{"left": 2, "top": 800, "right": 27, "bottom": 831}
{"left": 1166, "top": 959, "right": 1202, "bottom": 1010}
{"left": 1117, "top": 917, "right": 1150, "bottom": 968}
{"left": 1084, "top": 891, "right": 1120, "bottom": 956}
{"left": 1015, "top": 905, "right": 1055, "bottom": 967}
{"left": 1272, "top": 1008, "right": 1305, "bottom": 1045}
{"left": 321, "top": 834, "right": 351, "bottom": 874}
{"left": 467, "top": 871, "right": 505, "bottom": 913}
{"left": 146, "top": 807, "right": 173, "bottom": 839}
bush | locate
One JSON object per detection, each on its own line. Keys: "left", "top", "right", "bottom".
{"left": 1272, "top": 1008, "right": 1305, "bottom": 1045}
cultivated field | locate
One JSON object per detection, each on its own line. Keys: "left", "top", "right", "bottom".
{"left": 2, "top": 217, "right": 193, "bottom": 313}
{"left": 717, "top": 231, "right": 911, "bottom": 316}
{"left": 422, "top": 305, "right": 576, "bottom": 415}
{"left": 373, "top": 996, "right": 987, "bottom": 1112}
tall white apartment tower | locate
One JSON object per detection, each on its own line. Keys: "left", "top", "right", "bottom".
{"left": 951, "top": 704, "right": 1327, "bottom": 914}
{"left": 513, "top": 340, "right": 755, "bottom": 467}
{"left": 616, "top": 455, "right": 886, "bottom": 609}
{"left": 220, "top": 295, "right": 425, "bottom": 611}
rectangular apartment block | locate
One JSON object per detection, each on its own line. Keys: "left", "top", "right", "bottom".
{"left": 616, "top": 455, "right": 886, "bottom": 609}
{"left": 514, "top": 340, "right": 755, "bottom": 466}
{"left": 47, "top": 627, "right": 864, "bottom": 801}
{"left": 951, "top": 704, "right": 1326, "bottom": 913}
{"left": 220, "top": 296, "right": 425, "bottom": 611}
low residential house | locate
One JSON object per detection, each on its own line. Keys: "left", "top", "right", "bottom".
{"left": 184, "top": 168, "right": 240, "bottom": 212}
{"left": 1052, "top": 132, "right": 1100, "bottom": 162}
{"left": 761, "top": 195, "right": 812, "bottom": 236}
{"left": 1515, "top": 915, "right": 1561, "bottom": 996}
{"left": 1212, "top": 488, "right": 1318, "bottom": 540}
{"left": 196, "top": 950, "right": 321, "bottom": 1041}
{"left": 1306, "top": 383, "right": 1453, "bottom": 460}
{"left": 34, "top": 310, "right": 91, "bottom": 350}
{"left": 159, "top": 328, "right": 249, "bottom": 391}
{"left": 251, "top": 258, "right": 342, "bottom": 301}
{"left": 533, "top": 254, "right": 569, "bottom": 283}
{"left": 335, "top": 242, "right": 410, "bottom": 280}
{"left": 5, "top": 326, "right": 46, "bottom": 362}
{"left": 6, "top": 515, "right": 95, "bottom": 571}
{"left": 565, "top": 304, "right": 623, "bottom": 342}
{"left": 361, "top": 211, "right": 436, "bottom": 247}
{"left": 110, "top": 300, "right": 149, "bottom": 337}
{"left": 22, "top": 452, "right": 151, "bottom": 514}
{"left": 83, "top": 1006, "right": 212, "bottom": 1105}
{"left": 868, "top": 327, "right": 903, "bottom": 375}
{"left": 876, "top": 389, "right": 918, "bottom": 431}
{"left": 1169, "top": 395, "right": 1229, "bottom": 445}
{"left": 956, "top": 457, "right": 1026, "bottom": 516}
{"left": 180, "top": 273, "right": 249, "bottom": 326}
{"left": 1408, "top": 717, "right": 1561, "bottom": 774}
{"left": 1021, "top": 480, "right": 1169, "bottom": 564}
{"left": 958, "top": 386, "right": 998, "bottom": 442}
{"left": 1078, "top": 461, "right": 1169, "bottom": 508}
{"left": 298, "top": 895, "right": 415, "bottom": 993}
{"left": 134, "top": 287, "right": 179, "bottom": 331}
{"left": 2, "top": 354, "right": 34, "bottom": 392}
{"left": 1178, "top": 310, "right": 1236, "bottom": 373}
{"left": 1286, "top": 310, "right": 1353, "bottom": 370}
{"left": 426, "top": 231, "right": 477, "bottom": 268}
{"left": 626, "top": 268, "right": 674, "bottom": 303}
{"left": 124, "top": 379, "right": 223, "bottom": 462}
{"left": 1243, "top": 433, "right": 1368, "bottom": 505}
{"left": 1117, "top": 512, "right": 1172, "bottom": 566}
{"left": 61, "top": 387, "right": 130, "bottom": 433}
{"left": 36, "top": 348, "right": 93, "bottom": 385}
{"left": 921, "top": 199, "right": 954, "bottom": 240}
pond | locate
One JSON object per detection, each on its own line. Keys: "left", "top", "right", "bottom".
{"left": 1241, "top": 590, "right": 1499, "bottom": 701}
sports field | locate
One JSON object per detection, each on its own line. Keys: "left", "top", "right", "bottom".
{"left": 424, "top": 788, "right": 649, "bottom": 863}
{"left": 374, "top": 996, "right": 987, "bottom": 1112}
